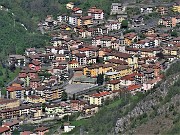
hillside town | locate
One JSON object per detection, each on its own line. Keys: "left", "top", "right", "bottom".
{"left": 0, "top": 1, "right": 180, "bottom": 134}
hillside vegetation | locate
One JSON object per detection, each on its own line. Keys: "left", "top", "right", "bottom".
{"left": 0, "top": 9, "right": 50, "bottom": 60}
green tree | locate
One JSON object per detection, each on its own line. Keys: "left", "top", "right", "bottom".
{"left": 121, "top": 20, "right": 128, "bottom": 29}
{"left": 97, "top": 73, "right": 104, "bottom": 85}
{"left": 61, "top": 91, "right": 68, "bottom": 101}
{"left": 0, "top": 70, "right": 3, "bottom": 76}
{"left": 171, "top": 31, "right": 178, "bottom": 37}
{"left": 5, "top": 68, "right": 9, "bottom": 79}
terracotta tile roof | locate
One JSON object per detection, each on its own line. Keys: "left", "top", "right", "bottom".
{"left": 173, "top": 36, "right": 180, "bottom": 41}
{"left": 78, "top": 47, "right": 91, "bottom": 52}
{"left": 0, "top": 126, "right": 10, "bottom": 134}
{"left": 112, "top": 52, "right": 133, "bottom": 59}
{"left": 7, "top": 86, "right": 24, "bottom": 92}
{"left": 36, "top": 86, "right": 46, "bottom": 91}
{"left": 20, "top": 131, "right": 33, "bottom": 135}
{"left": 81, "top": 16, "right": 92, "bottom": 20}
{"left": 3, "top": 120, "right": 19, "bottom": 127}
{"left": 88, "top": 7, "right": 103, "bottom": 14}
{"left": 0, "top": 99, "right": 19, "bottom": 105}
{"left": 124, "top": 32, "right": 137, "bottom": 40}
{"left": 30, "top": 78, "right": 41, "bottom": 82}
{"left": 114, "top": 65, "right": 130, "bottom": 71}
{"left": 35, "top": 127, "right": 48, "bottom": 132}
{"left": 68, "top": 60, "right": 78, "bottom": 64}
{"left": 28, "top": 95, "right": 41, "bottom": 99}
{"left": 75, "top": 53, "right": 86, "bottom": 58}
{"left": 108, "top": 79, "right": 121, "bottom": 84}
{"left": 91, "top": 91, "right": 110, "bottom": 98}
{"left": 127, "top": 84, "right": 141, "bottom": 91}
{"left": 107, "top": 58, "right": 128, "bottom": 65}
{"left": 18, "top": 73, "right": 27, "bottom": 78}
{"left": 72, "top": 7, "right": 81, "bottom": 12}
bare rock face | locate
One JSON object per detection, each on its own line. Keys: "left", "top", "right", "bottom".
{"left": 114, "top": 73, "right": 180, "bottom": 134}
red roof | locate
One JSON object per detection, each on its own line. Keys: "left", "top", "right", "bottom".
{"left": 121, "top": 73, "right": 143, "bottom": 81}
{"left": 72, "top": 7, "right": 81, "bottom": 12}
{"left": 68, "top": 60, "right": 78, "bottom": 64}
{"left": 7, "top": 86, "right": 24, "bottom": 92}
{"left": 21, "top": 131, "right": 33, "bottom": 135}
{"left": 0, "top": 126, "right": 10, "bottom": 133}
{"left": 124, "top": 32, "right": 137, "bottom": 39}
{"left": 18, "top": 73, "right": 27, "bottom": 78}
{"left": 108, "top": 79, "right": 121, "bottom": 84}
{"left": 88, "top": 7, "right": 103, "bottom": 14}
{"left": 35, "top": 127, "right": 48, "bottom": 132}
{"left": 127, "top": 84, "right": 141, "bottom": 91}
{"left": 91, "top": 91, "right": 110, "bottom": 98}
{"left": 81, "top": 16, "right": 92, "bottom": 20}
{"left": 78, "top": 47, "right": 91, "bottom": 52}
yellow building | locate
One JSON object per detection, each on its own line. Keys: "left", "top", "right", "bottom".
{"left": 163, "top": 47, "right": 179, "bottom": 56}
{"left": 80, "top": 16, "right": 93, "bottom": 26}
{"left": 83, "top": 64, "right": 113, "bottom": 77}
{"left": 124, "top": 33, "right": 138, "bottom": 45}
{"left": 83, "top": 105, "right": 99, "bottom": 116}
{"left": 127, "top": 56, "right": 139, "bottom": 69}
{"left": 106, "top": 79, "right": 121, "bottom": 91}
{"left": 26, "top": 95, "right": 45, "bottom": 103}
{"left": 68, "top": 60, "right": 79, "bottom": 68}
{"left": 105, "top": 71, "right": 120, "bottom": 80}
{"left": 113, "top": 65, "right": 133, "bottom": 77}
{"left": 32, "top": 108, "right": 43, "bottom": 118}
{"left": 172, "top": 5, "right": 180, "bottom": 13}
{"left": 0, "top": 99, "right": 20, "bottom": 110}
{"left": 6, "top": 85, "right": 25, "bottom": 100}
{"left": 45, "top": 86, "right": 64, "bottom": 101}
{"left": 89, "top": 91, "right": 112, "bottom": 106}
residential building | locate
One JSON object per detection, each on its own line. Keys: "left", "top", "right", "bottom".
{"left": 8, "top": 55, "right": 25, "bottom": 67}
{"left": 88, "top": 7, "right": 104, "bottom": 22}
{"left": 74, "top": 53, "right": 87, "bottom": 65}
{"left": 82, "top": 105, "right": 99, "bottom": 116}
{"left": 124, "top": 32, "right": 139, "bottom": 45}
{"left": 106, "top": 79, "right": 121, "bottom": 91}
{"left": 35, "top": 127, "right": 49, "bottom": 135}
{"left": 26, "top": 95, "right": 46, "bottom": 103}
{"left": 89, "top": 91, "right": 112, "bottom": 106}
{"left": 80, "top": 16, "right": 93, "bottom": 26}
{"left": 110, "top": 3, "right": 126, "bottom": 15}
{"left": 68, "top": 60, "right": 79, "bottom": 68}
{"left": 127, "top": 84, "right": 142, "bottom": 95}
{"left": 6, "top": 85, "right": 25, "bottom": 100}
{"left": 140, "top": 7, "right": 153, "bottom": 14}
{"left": 83, "top": 63, "right": 113, "bottom": 77}
{"left": 172, "top": 3, "right": 180, "bottom": 13}
{"left": 64, "top": 123, "right": 75, "bottom": 133}
{"left": 156, "top": 6, "right": 168, "bottom": 15}
{"left": 0, "top": 126, "right": 10, "bottom": 135}
{"left": 0, "top": 99, "right": 20, "bottom": 110}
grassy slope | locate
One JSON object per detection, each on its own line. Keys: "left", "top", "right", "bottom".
{"left": 0, "top": 5, "right": 50, "bottom": 59}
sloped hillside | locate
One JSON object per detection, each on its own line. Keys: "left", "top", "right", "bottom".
{"left": 0, "top": 9, "right": 50, "bottom": 60}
